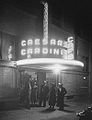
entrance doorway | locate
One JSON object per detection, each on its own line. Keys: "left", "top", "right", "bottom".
{"left": 19, "top": 69, "right": 47, "bottom": 105}
{"left": 18, "top": 67, "right": 62, "bottom": 107}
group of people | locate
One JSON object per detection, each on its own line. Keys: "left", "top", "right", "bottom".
{"left": 20, "top": 76, "right": 38, "bottom": 108}
{"left": 19, "top": 76, "right": 67, "bottom": 111}
{"left": 48, "top": 82, "right": 67, "bottom": 110}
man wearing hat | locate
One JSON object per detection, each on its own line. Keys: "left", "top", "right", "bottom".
{"left": 57, "top": 83, "right": 67, "bottom": 110}
{"left": 39, "top": 81, "right": 49, "bottom": 107}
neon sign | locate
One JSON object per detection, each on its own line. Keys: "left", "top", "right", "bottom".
{"left": 20, "top": 36, "right": 74, "bottom": 60}
{"left": 8, "top": 45, "right": 13, "bottom": 60}
{"left": 42, "top": 1, "right": 48, "bottom": 45}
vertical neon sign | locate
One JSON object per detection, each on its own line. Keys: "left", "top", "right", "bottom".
{"left": 8, "top": 45, "right": 13, "bottom": 60}
{"left": 42, "top": 1, "right": 48, "bottom": 45}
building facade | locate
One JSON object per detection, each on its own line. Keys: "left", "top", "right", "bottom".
{"left": 0, "top": 3, "right": 90, "bottom": 102}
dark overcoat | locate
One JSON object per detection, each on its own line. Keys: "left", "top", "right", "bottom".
{"left": 57, "top": 87, "right": 67, "bottom": 107}
{"left": 49, "top": 87, "right": 56, "bottom": 106}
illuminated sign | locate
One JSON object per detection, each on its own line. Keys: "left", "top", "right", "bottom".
{"left": 20, "top": 36, "right": 74, "bottom": 60}
{"left": 42, "top": 1, "right": 48, "bottom": 45}
{"left": 8, "top": 45, "right": 13, "bottom": 60}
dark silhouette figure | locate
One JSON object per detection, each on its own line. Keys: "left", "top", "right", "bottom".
{"left": 57, "top": 83, "right": 67, "bottom": 110}
{"left": 19, "top": 74, "right": 30, "bottom": 109}
{"left": 39, "top": 83, "right": 44, "bottom": 106}
{"left": 48, "top": 83, "right": 56, "bottom": 109}
{"left": 23, "top": 78, "right": 30, "bottom": 109}
{"left": 32, "top": 82, "right": 38, "bottom": 105}
{"left": 39, "top": 81, "right": 49, "bottom": 107}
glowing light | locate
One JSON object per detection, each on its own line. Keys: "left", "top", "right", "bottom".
{"left": 42, "top": 1, "right": 48, "bottom": 45}
{"left": 21, "top": 40, "right": 26, "bottom": 46}
{"left": 54, "top": 68, "right": 60, "bottom": 74}
{"left": 16, "top": 58, "right": 84, "bottom": 67}
{"left": 21, "top": 49, "right": 26, "bottom": 55}
{"left": 21, "top": 39, "right": 68, "bottom": 47}
{"left": 57, "top": 40, "right": 63, "bottom": 46}
{"left": 83, "top": 76, "right": 87, "bottom": 80}
{"left": 8, "top": 45, "right": 13, "bottom": 60}
{"left": 67, "top": 36, "right": 74, "bottom": 42}
{"left": 42, "top": 48, "right": 48, "bottom": 54}
{"left": 50, "top": 39, "right": 56, "bottom": 45}
{"left": 21, "top": 48, "right": 65, "bottom": 56}
{"left": 67, "top": 36, "right": 74, "bottom": 59}
{"left": 20, "top": 36, "right": 74, "bottom": 59}
{"left": 53, "top": 49, "right": 59, "bottom": 55}
{"left": 43, "top": 64, "right": 67, "bottom": 73}
{"left": 27, "top": 39, "right": 33, "bottom": 46}
{"left": 27, "top": 48, "right": 33, "bottom": 54}
{"left": 35, "top": 39, "right": 40, "bottom": 45}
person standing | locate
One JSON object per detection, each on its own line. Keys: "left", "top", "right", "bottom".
{"left": 43, "top": 81, "right": 49, "bottom": 107}
{"left": 23, "top": 76, "right": 30, "bottom": 109}
{"left": 32, "top": 82, "right": 38, "bottom": 105}
{"left": 57, "top": 83, "right": 67, "bottom": 110}
{"left": 48, "top": 83, "right": 56, "bottom": 109}
{"left": 30, "top": 78, "right": 34, "bottom": 105}
{"left": 39, "top": 81, "right": 49, "bottom": 107}
{"left": 39, "top": 83, "right": 44, "bottom": 107}
{"left": 29, "top": 76, "right": 32, "bottom": 105}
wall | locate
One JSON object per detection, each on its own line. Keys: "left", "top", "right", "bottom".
{"left": 0, "top": 31, "right": 16, "bottom": 60}
{"left": 60, "top": 37, "right": 89, "bottom": 97}
{"left": 77, "top": 36, "right": 89, "bottom": 72}
{"left": 0, "top": 67, "right": 18, "bottom": 101}
{"left": 0, "top": 5, "right": 42, "bottom": 37}
{"left": 61, "top": 72, "right": 88, "bottom": 96}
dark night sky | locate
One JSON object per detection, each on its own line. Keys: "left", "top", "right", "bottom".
{"left": 1, "top": 0, "right": 92, "bottom": 39}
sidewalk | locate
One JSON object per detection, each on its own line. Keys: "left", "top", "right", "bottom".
{"left": 0, "top": 100, "right": 92, "bottom": 120}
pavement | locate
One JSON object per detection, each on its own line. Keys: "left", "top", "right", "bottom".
{"left": 0, "top": 99, "right": 92, "bottom": 120}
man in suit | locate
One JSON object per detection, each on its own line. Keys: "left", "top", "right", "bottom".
{"left": 57, "top": 83, "right": 67, "bottom": 110}
{"left": 39, "top": 81, "right": 49, "bottom": 107}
